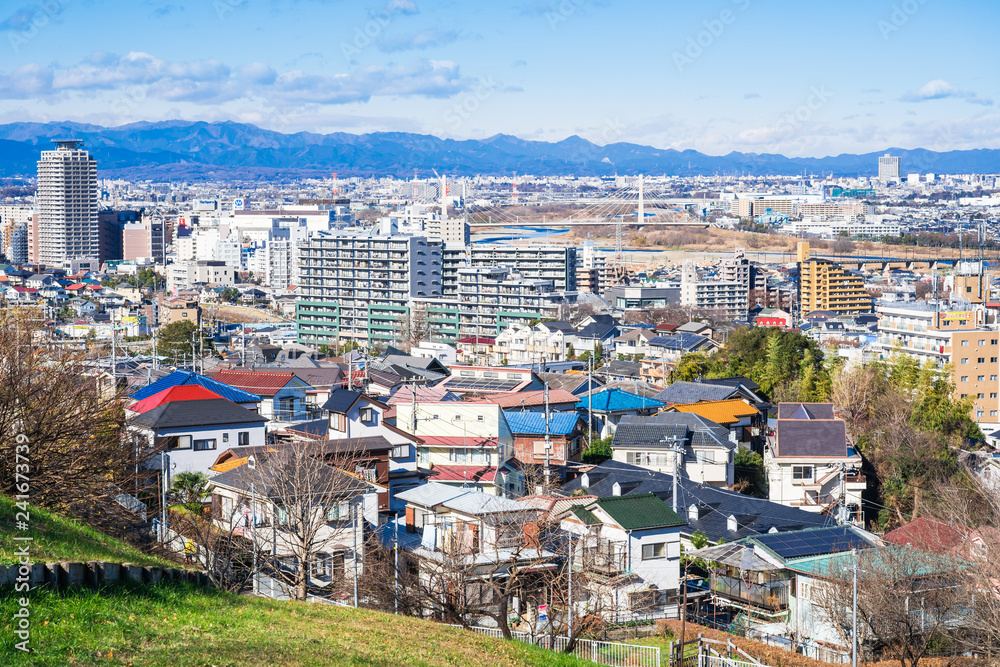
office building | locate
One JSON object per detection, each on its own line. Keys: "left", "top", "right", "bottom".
{"left": 878, "top": 154, "right": 901, "bottom": 183}
{"left": 122, "top": 217, "right": 166, "bottom": 263}
{"left": 797, "top": 242, "right": 872, "bottom": 315}
{"left": 36, "top": 140, "right": 100, "bottom": 264}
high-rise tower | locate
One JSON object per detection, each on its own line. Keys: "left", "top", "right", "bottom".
{"left": 37, "top": 140, "right": 99, "bottom": 264}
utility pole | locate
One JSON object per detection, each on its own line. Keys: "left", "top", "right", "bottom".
{"left": 159, "top": 451, "right": 168, "bottom": 543}
{"left": 662, "top": 435, "right": 686, "bottom": 513}
{"left": 251, "top": 482, "right": 258, "bottom": 594}
{"left": 543, "top": 378, "right": 551, "bottom": 491}
{"left": 838, "top": 462, "right": 848, "bottom": 525}
{"left": 353, "top": 502, "right": 359, "bottom": 608}
{"left": 567, "top": 532, "right": 573, "bottom": 642}
{"left": 587, "top": 353, "right": 594, "bottom": 447}
{"left": 852, "top": 548, "right": 858, "bottom": 667}
{"left": 394, "top": 513, "right": 400, "bottom": 614}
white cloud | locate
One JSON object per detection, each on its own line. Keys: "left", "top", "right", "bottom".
{"left": 901, "top": 79, "right": 992, "bottom": 106}
{"left": 0, "top": 52, "right": 473, "bottom": 107}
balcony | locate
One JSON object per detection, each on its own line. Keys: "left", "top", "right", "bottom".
{"left": 712, "top": 573, "right": 789, "bottom": 611}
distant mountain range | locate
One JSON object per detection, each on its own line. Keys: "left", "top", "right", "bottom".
{"left": 0, "top": 120, "right": 998, "bottom": 180}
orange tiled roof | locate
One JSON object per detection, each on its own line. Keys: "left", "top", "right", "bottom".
{"left": 210, "top": 456, "right": 248, "bottom": 473}
{"left": 666, "top": 398, "right": 759, "bottom": 424}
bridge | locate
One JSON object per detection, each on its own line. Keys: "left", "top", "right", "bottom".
{"left": 813, "top": 255, "right": 959, "bottom": 271}
{"left": 468, "top": 219, "right": 709, "bottom": 228}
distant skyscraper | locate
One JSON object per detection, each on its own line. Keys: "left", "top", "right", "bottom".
{"left": 36, "top": 140, "right": 99, "bottom": 264}
{"left": 878, "top": 153, "right": 901, "bottom": 183}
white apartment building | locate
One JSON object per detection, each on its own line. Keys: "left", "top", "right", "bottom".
{"left": 297, "top": 231, "right": 443, "bottom": 348}
{"left": 36, "top": 140, "right": 100, "bottom": 264}
{"left": 167, "top": 260, "right": 236, "bottom": 291}
{"left": 680, "top": 261, "right": 748, "bottom": 319}
{"left": 495, "top": 321, "right": 578, "bottom": 365}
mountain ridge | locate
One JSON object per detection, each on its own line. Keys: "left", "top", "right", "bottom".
{"left": 0, "top": 120, "right": 997, "bottom": 180}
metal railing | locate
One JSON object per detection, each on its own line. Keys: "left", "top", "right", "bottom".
{"left": 448, "top": 625, "right": 660, "bottom": 667}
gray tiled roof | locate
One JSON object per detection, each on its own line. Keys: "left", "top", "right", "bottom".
{"left": 562, "top": 460, "right": 834, "bottom": 542}
{"left": 654, "top": 381, "right": 739, "bottom": 404}
{"left": 613, "top": 413, "right": 732, "bottom": 450}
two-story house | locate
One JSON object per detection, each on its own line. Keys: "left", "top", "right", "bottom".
{"left": 610, "top": 413, "right": 735, "bottom": 488}
{"left": 503, "top": 410, "right": 587, "bottom": 483}
{"left": 322, "top": 388, "right": 429, "bottom": 513}
{"left": 392, "top": 482, "right": 555, "bottom": 627}
{"left": 575, "top": 387, "right": 665, "bottom": 439}
{"left": 665, "top": 398, "right": 762, "bottom": 451}
{"left": 558, "top": 493, "right": 685, "bottom": 622}
{"left": 394, "top": 401, "right": 522, "bottom": 496}
{"left": 212, "top": 369, "right": 314, "bottom": 429}
{"left": 207, "top": 443, "right": 375, "bottom": 597}
{"left": 128, "top": 385, "right": 267, "bottom": 476}
{"left": 766, "top": 403, "right": 866, "bottom": 525}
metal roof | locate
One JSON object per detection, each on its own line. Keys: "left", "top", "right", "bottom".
{"left": 132, "top": 398, "right": 267, "bottom": 430}
{"left": 595, "top": 493, "right": 685, "bottom": 531}
{"left": 502, "top": 411, "right": 582, "bottom": 436}
{"left": 130, "top": 370, "right": 261, "bottom": 404}
{"left": 575, "top": 388, "right": 664, "bottom": 413}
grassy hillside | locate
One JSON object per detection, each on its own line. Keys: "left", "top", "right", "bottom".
{"left": 0, "top": 583, "right": 596, "bottom": 666}
{"left": 0, "top": 498, "right": 596, "bottom": 666}
{"left": 0, "top": 496, "right": 172, "bottom": 568}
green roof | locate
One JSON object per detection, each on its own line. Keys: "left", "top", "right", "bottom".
{"left": 570, "top": 505, "right": 601, "bottom": 526}
{"left": 595, "top": 493, "right": 685, "bottom": 531}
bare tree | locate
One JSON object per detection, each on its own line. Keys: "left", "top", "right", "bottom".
{"left": 209, "top": 437, "right": 372, "bottom": 601}
{"left": 394, "top": 304, "right": 431, "bottom": 353}
{"left": 815, "top": 546, "right": 969, "bottom": 667}
{"left": 0, "top": 311, "right": 149, "bottom": 513}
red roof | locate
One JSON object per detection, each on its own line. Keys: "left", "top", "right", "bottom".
{"left": 212, "top": 369, "right": 295, "bottom": 394}
{"left": 429, "top": 464, "right": 500, "bottom": 483}
{"left": 65, "top": 284, "right": 87, "bottom": 291}
{"left": 129, "top": 385, "right": 225, "bottom": 413}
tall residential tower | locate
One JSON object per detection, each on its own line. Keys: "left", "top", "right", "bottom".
{"left": 36, "top": 140, "right": 99, "bottom": 264}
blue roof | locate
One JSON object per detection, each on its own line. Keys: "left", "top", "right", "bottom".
{"left": 576, "top": 388, "right": 664, "bottom": 413}
{"left": 130, "top": 371, "right": 261, "bottom": 403}
{"left": 503, "top": 411, "right": 581, "bottom": 435}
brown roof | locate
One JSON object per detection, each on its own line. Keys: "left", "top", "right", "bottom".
{"left": 212, "top": 369, "right": 296, "bottom": 395}
{"left": 471, "top": 388, "right": 579, "bottom": 408}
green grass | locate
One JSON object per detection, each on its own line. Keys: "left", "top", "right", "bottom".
{"left": 0, "top": 583, "right": 598, "bottom": 666}
{"left": 0, "top": 496, "right": 172, "bottom": 568}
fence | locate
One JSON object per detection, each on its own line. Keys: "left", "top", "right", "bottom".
{"left": 700, "top": 656, "right": 760, "bottom": 667}
{"left": 447, "top": 624, "right": 661, "bottom": 667}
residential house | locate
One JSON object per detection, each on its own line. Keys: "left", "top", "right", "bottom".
{"left": 666, "top": 399, "right": 762, "bottom": 450}
{"left": 212, "top": 369, "right": 316, "bottom": 428}
{"left": 641, "top": 333, "right": 718, "bottom": 384}
{"left": 558, "top": 493, "right": 684, "bottom": 622}
{"left": 537, "top": 372, "right": 604, "bottom": 396}
{"left": 503, "top": 410, "right": 587, "bottom": 482}
{"left": 130, "top": 370, "right": 261, "bottom": 412}
{"left": 390, "top": 483, "right": 554, "bottom": 628}
{"left": 128, "top": 385, "right": 267, "bottom": 475}
{"left": 575, "top": 388, "right": 665, "bottom": 438}
{"left": 207, "top": 444, "right": 372, "bottom": 595}
{"left": 561, "top": 460, "right": 835, "bottom": 546}
{"left": 455, "top": 336, "right": 497, "bottom": 366}
{"left": 394, "top": 401, "right": 522, "bottom": 496}
{"left": 574, "top": 314, "right": 620, "bottom": 355}
{"left": 438, "top": 366, "right": 541, "bottom": 396}
{"left": 765, "top": 402, "right": 866, "bottom": 525}
{"left": 655, "top": 379, "right": 768, "bottom": 413}
{"left": 472, "top": 387, "right": 580, "bottom": 413}
{"left": 495, "top": 321, "right": 578, "bottom": 364}
{"left": 597, "top": 359, "right": 644, "bottom": 382}
{"left": 610, "top": 413, "right": 735, "bottom": 487}
{"left": 322, "top": 388, "right": 428, "bottom": 512}
{"left": 688, "top": 525, "right": 881, "bottom": 663}
{"left": 755, "top": 308, "right": 794, "bottom": 328}
{"left": 613, "top": 327, "right": 657, "bottom": 358}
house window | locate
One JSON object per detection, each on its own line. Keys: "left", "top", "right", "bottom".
{"left": 694, "top": 450, "right": 715, "bottom": 464}
{"left": 238, "top": 431, "right": 250, "bottom": 446}
{"left": 477, "top": 415, "right": 485, "bottom": 422}
{"left": 641, "top": 543, "right": 666, "bottom": 560}
{"left": 979, "top": 340, "right": 986, "bottom": 346}
{"left": 961, "top": 376, "right": 969, "bottom": 383}
{"left": 193, "top": 439, "right": 216, "bottom": 451}
{"left": 171, "top": 435, "right": 192, "bottom": 450}
{"left": 449, "top": 448, "right": 468, "bottom": 464}
{"left": 331, "top": 412, "right": 347, "bottom": 432}
{"left": 453, "top": 414, "right": 462, "bottom": 421}
{"left": 359, "top": 407, "right": 375, "bottom": 424}
{"left": 391, "top": 444, "right": 410, "bottom": 459}
{"left": 277, "top": 506, "right": 289, "bottom": 526}
{"left": 222, "top": 433, "right": 229, "bottom": 443}
{"left": 978, "top": 358, "right": 986, "bottom": 364}
{"left": 961, "top": 358, "right": 969, "bottom": 364}
{"left": 962, "top": 340, "right": 969, "bottom": 347}
{"left": 792, "top": 465, "right": 813, "bottom": 480}
{"left": 979, "top": 376, "right": 986, "bottom": 382}
{"left": 327, "top": 501, "right": 350, "bottom": 522}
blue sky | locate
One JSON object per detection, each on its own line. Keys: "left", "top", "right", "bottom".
{"left": 0, "top": 0, "right": 997, "bottom": 157}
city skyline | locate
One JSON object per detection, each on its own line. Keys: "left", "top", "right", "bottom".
{"left": 0, "top": 0, "right": 997, "bottom": 158}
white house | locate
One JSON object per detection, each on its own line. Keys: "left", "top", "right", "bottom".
{"left": 766, "top": 403, "right": 866, "bottom": 525}
{"left": 558, "top": 493, "right": 684, "bottom": 622}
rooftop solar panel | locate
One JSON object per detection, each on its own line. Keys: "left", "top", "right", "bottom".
{"left": 754, "top": 526, "right": 870, "bottom": 559}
